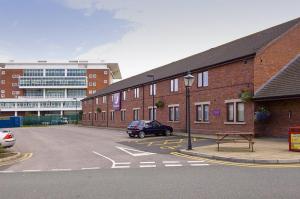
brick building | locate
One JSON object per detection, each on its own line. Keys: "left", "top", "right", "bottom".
{"left": 0, "top": 61, "right": 121, "bottom": 117}
{"left": 82, "top": 17, "right": 300, "bottom": 137}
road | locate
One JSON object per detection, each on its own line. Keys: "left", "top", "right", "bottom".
{"left": 0, "top": 125, "right": 300, "bottom": 199}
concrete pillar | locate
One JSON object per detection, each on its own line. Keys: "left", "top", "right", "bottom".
{"left": 60, "top": 110, "right": 63, "bottom": 116}
{"left": 65, "top": 89, "right": 67, "bottom": 98}
{"left": 38, "top": 111, "right": 40, "bottom": 117}
{"left": 43, "top": 89, "right": 46, "bottom": 98}
{"left": 14, "top": 111, "right": 17, "bottom": 116}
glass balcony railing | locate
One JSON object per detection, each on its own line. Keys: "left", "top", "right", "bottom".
{"left": 19, "top": 77, "right": 87, "bottom": 87}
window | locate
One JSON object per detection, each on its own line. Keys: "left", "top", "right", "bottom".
{"left": 96, "top": 98, "right": 99, "bottom": 105}
{"left": 12, "top": 91, "right": 20, "bottom": 95}
{"left": 148, "top": 107, "right": 157, "bottom": 120}
{"left": 93, "top": 74, "right": 96, "bottom": 78}
{"left": 121, "top": 110, "right": 126, "bottom": 121}
{"left": 104, "top": 70, "right": 108, "bottom": 75}
{"left": 103, "top": 96, "right": 107, "bottom": 103}
{"left": 67, "top": 69, "right": 86, "bottom": 76}
{"left": 122, "top": 91, "right": 126, "bottom": 101}
{"left": 89, "top": 82, "right": 93, "bottom": 86}
{"left": 133, "top": 109, "right": 139, "bottom": 120}
{"left": 101, "top": 112, "right": 106, "bottom": 120}
{"left": 67, "top": 89, "right": 86, "bottom": 98}
{"left": 92, "top": 90, "right": 96, "bottom": 94}
{"left": 89, "top": 74, "right": 93, "bottom": 78}
{"left": 88, "top": 113, "right": 91, "bottom": 120}
{"left": 195, "top": 102, "right": 210, "bottom": 122}
{"left": 225, "top": 100, "right": 245, "bottom": 123}
{"left": 24, "top": 69, "right": 43, "bottom": 76}
{"left": 1, "top": 94, "right": 5, "bottom": 98}
{"left": 94, "top": 112, "right": 97, "bottom": 121}
{"left": 1, "top": 80, "right": 5, "bottom": 84}
{"left": 150, "top": 84, "right": 156, "bottom": 96}
{"left": 198, "top": 71, "right": 208, "bottom": 87}
{"left": 93, "top": 82, "right": 96, "bottom": 86}
{"left": 1, "top": 90, "right": 5, "bottom": 94}
{"left": 12, "top": 83, "right": 18, "bottom": 87}
{"left": 110, "top": 111, "right": 115, "bottom": 121}
{"left": 1, "top": 70, "right": 5, "bottom": 75}
{"left": 104, "top": 80, "right": 108, "bottom": 84}
{"left": 170, "top": 79, "right": 179, "bottom": 92}
{"left": 168, "top": 105, "right": 179, "bottom": 121}
{"left": 236, "top": 102, "right": 245, "bottom": 122}
{"left": 12, "top": 74, "right": 19, "bottom": 78}
{"left": 45, "top": 69, "right": 65, "bottom": 76}
{"left": 88, "top": 90, "right": 93, "bottom": 95}
{"left": 134, "top": 88, "right": 140, "bottom": 98}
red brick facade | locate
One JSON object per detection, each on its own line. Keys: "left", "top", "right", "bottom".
{"left": 82, "top": 21, "right": 300, "bottom": 137}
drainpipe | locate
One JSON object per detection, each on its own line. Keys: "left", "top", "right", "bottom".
{"left": 92, "top": 97, "right": 94, "bottom": 126}
{"left": 142, "top": 86, "right": 145, "bottom": 120}
{"left": 106, "top": 96, "right": 109, "bottom": 127}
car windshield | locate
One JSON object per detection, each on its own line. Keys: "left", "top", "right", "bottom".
{"left": 129, "top": 121, "right": 143, "bottom": 126}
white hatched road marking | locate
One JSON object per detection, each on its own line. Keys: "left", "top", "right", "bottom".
{"left": 113, "top": 165, "right": 130, "bottom": 169}
{"left": 165, "top": 164, "right": 183, "bottom": 167}
{"left": 190, "top": 164, "right": 210, "bottom": 166}
{"left": 81, "top": 167, "right": 100, "bottom": 170}
{"left": 140, "top": 161, "right": 156, "bottom": 164}
{"left": 23, "top": 170, "right": 41, "bottom": 172}
{"left": 0, "top": 170, "right": 14, "bottom": 173}
{"left": 116, "top": 146, "right": 156, "bottom": 157}
{"left": 140, "top": 165, "right": 156, "bottom": 168}
{"left": 115, "top": 162, "right": 131, "bottom": 165}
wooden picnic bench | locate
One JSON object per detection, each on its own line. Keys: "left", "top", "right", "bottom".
{"left": 216, "top": 131, "right": 255, "bottom": 152}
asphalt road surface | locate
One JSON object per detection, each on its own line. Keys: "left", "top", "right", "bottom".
{"left": 0, "top": 125, "right": 300, "bottom": 199}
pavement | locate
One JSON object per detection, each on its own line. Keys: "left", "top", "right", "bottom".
{"left": 180, "top": 138, "right": 300, "bottom": 164}
{"left": 1, "top": 126, "right": 300, "bottom": 198}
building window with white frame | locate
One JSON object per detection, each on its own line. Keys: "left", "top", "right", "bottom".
{"left": 96, "top": 97, "right": 99, "bottom": 105}
{"left": 198, "top": 71, "right": 208, "bottom": 87}
{"left": 93, "top": 82, "right": 96, "bottom": 86}
{"left": 225, "top": 100, "right": 245, "bottom": 123}
{"left": 121, "top": 110, "right": 126, "bottom": 121}
{"left": 150, "top": 84, "right": 156, "bottom": 96}
{"left": 93, "top": 74, "right": 96, "bottom": 78}
{"left": 101, "top": 111, "right": 106, "bottom": 120}
{"left": 195, "top": 102, "right": 210, "bottom": 122}
{"left": 133, "top": 108, "right": 139, "bottom": 120}
{"left": 104, "top": 70, "right": 108, "bottom": 75}
{"left": 103, "top": 96, "right": 107, "bottom": 103}
{"left": 134, "top": 88, "right": 140, "bottom": 98}
{"left": 122, "top": 91, "right": 126, "bottom": 101}
{"left": 110, "top": 111, "right": 115, "bottom": 121}
{"left": 148, "top": 107, "right": 157, "bottom": 120}
{"left": 170, "top": 78, "right": 179, "bottom": 92}
{"left": 104, "top": 80, "right": 108, "bottom": 84}
{"left": 1, "top": 70, "right": 5, "bottom": 75}
{"left": 1, "top": 80, "right": 5, "bottom": 84}
{"left": 168, "top": 105, "right": 179, "bottom": 121}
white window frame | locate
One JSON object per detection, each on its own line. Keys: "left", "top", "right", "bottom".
{"left": 133, "top": 108, "right": 140, "bottom": 120}
{"left": 110, "top": 110, "right": 115, "bottom": 121}
{"left": 168, "top": 104, "right": 179, "bottom": 122}
{"left": 194, "top": 102, "right": 210, "bottom": 123}
{"left": 150, "top": 84, "right": 156, "bottom": 96}
{"left": 96, "top": 98, "right": 99, "bottom": 105}
{"left": 170, "top": 78, "right": 179, "bottom": 92}
{"left": 103, "top": 96, "right": 107, "bottom": 103}
{"left": 104, "top": 70, "right": 108, "bottom": 75}
{"left": 122, "top": 91, "right": 126, "bottom": 101}
{"left": 104, "top": 80, "right": 108, "bottom": 84}
{"left": 121, "top": 109, "right": 126, "bottom": 121}
{"left": 134, "top": 88, "right": 140, "bottom": 98}
{"left": 1, "top": 70, "right": 5, "bottom": 75}
{"left": 148, "top": 106, "right": 157, "bottom": 120}
{"left": 198, "top": 71, "right": 208, "bottom": 87}
{"left": 224, "top": 99, "right": 246, "bottom": 125}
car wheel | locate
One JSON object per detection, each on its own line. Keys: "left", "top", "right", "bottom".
{"left": 129, "top": 134, "right": 134, "bottom": 138}
{"left": 165, "top": 130, "right": 171, "bottom": 136}
{"left": 138, "top": 131, "right": 145, "bottom": 139}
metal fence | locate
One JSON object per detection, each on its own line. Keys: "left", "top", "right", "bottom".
{"left": 22, "top": 114, "right": 79, "bottom": 126}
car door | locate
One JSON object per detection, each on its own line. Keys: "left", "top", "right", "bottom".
{"left": 151, "top": 121, "right": 161, "bottom": 134}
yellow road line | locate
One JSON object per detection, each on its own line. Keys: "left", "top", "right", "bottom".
{"left": 0, "top": 153, "right": 33, "bottom": 167}
{"left": 170, "top": 152, "right": 300, "bottom": 169}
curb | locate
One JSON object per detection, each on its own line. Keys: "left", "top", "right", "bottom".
{"left": 179, "top": 149, "right": 300, "bottom": 164}
{"left": 0, "top": 152, "right": 22, "bottom": 164}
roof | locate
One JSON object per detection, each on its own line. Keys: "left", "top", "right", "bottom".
{"left": 84, "top": 17, "right": 300, "bottom": 100}
{"left": 254, "top": 54, "right": 300, "bottom": 100}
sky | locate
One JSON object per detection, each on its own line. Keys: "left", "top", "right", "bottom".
{"left": 0, "top": 0, "right": 299, "bottom": 78}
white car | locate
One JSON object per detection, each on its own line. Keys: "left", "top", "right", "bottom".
{"left": 0, "top": 130, "right": 16, "bottom": 148}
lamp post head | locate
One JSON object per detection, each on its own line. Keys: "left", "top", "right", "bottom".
{"left": 184, "top": 72, "right": 195, "bottom": 87}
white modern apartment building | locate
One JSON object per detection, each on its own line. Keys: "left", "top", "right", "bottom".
{"left": 0, "top": 61, "right": 121, "bottom": 117}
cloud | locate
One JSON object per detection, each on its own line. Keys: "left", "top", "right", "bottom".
{"left": 60, "top": 0, "right": 300, "bottom": 78}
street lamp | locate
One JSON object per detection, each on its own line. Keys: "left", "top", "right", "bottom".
{"left": 184, "top": 71, "right": 195, "bottom": 150}
{"left": 147, "top": 74, "right": 155, "bottom": 121}
{"left": 73, "top": 97, "right": 78, "bottom": 124}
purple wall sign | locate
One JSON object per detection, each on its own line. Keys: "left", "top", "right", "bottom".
{"left": 113, "top": 93, "right": 121, "bottom": 111}
{"left": 212, "top": 109, "right": 221, "bottom": 116}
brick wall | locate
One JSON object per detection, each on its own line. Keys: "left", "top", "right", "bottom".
{"left": 254, "top": 22, "right": 300, "bottom": 92}
{"left": 82, "top": 58, "right": 255, "bottom": 135}
{"left": 0, "top": 69, "right": 23, "bottom": 98}
{"left": 255, "top": 99, "right": 300, "bottom": 137}
{"left": 86, "top": 69, "right": 109, "bottom": 96}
